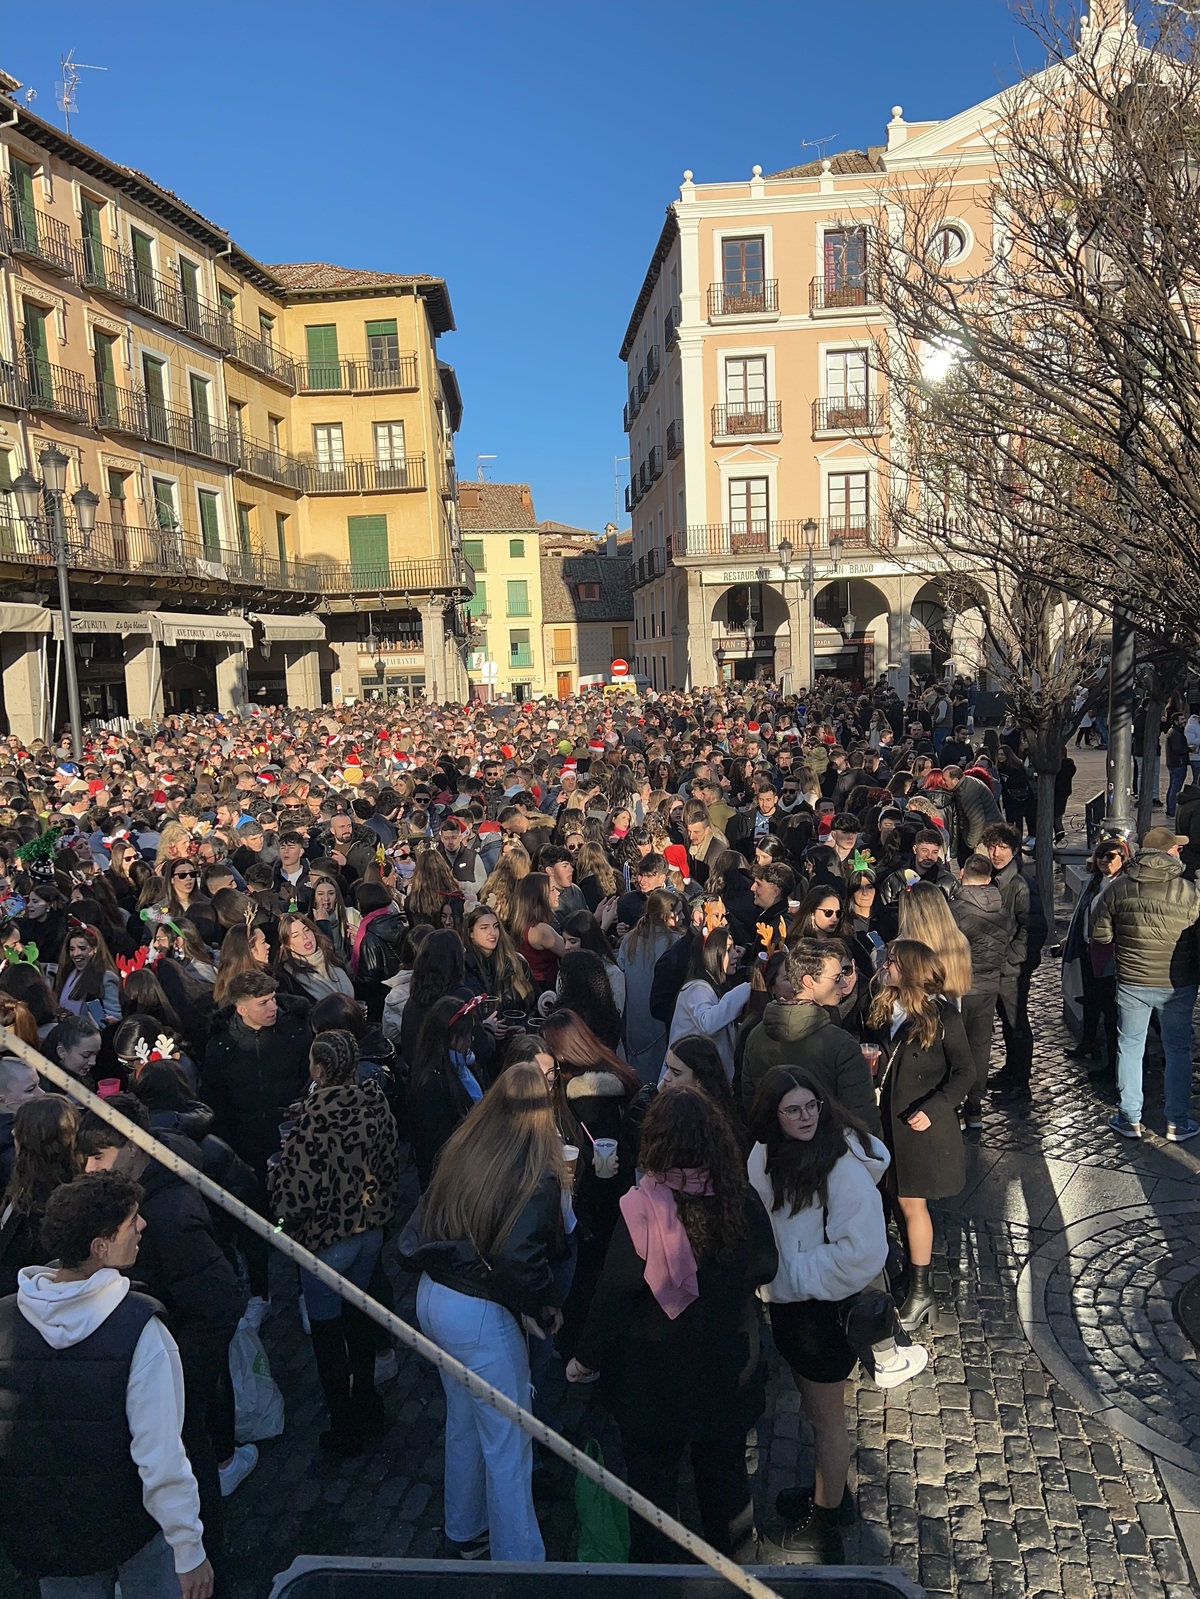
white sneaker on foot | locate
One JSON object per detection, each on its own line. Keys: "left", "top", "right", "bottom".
{"left": 873, "top": 1343, "right": 930, "bottom": 1389}
{"left": 374, "top": 1348, "right": 398, "bottom": 1384}
{"left": 242, "top": 1296, "right": 270, "bottom": 1331}
{"left": 219, "top": 1443, "right": 259, "bottom": 1497}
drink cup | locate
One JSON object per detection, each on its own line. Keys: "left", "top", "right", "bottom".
{"left": 593, "top": 1137, "right": 619, "bottom": 1180}
{"left": 96, "top": 1078, "right": 121, "bottom": 1099}
{"left": 503, "top": 1008, "right": 526, "bottom": 1031}
{"left": 279, "top": 1120, "right": 297, "bottom": 1143}
{"left": 561, "top": 1143, "right": 579, "bottom": 1185}
{"left": 861, "top": 1044, "right": 882, "bottom": 1077}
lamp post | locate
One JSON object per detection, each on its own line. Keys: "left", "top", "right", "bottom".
{"left": 801, "top": 517, "right": 819, "bottom": 697}
{"left": 11, "top": 445, "right": 97, "bottom": 761}
{"left": 743, "top": 616, "right": 756, "bottom": 681}
{"left": 778, "top": 536, "right": 794, "bottom": 696}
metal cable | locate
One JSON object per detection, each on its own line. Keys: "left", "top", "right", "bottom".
{"left": 3, "top": 1030, "right": 786, "bottom": 1599}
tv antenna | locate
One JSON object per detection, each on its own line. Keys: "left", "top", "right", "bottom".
{"left": 476, "top": 454, "right": 497, "bottom": 481}
{"left": 57, "top": 51, "right": 107, "bottom": 134}
{"left": 799, "top": 133, "right": 839, "bottom": 161}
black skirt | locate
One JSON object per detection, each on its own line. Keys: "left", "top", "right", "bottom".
{"left": 769, "top": 1298, "right": 856, "bottom": 1384}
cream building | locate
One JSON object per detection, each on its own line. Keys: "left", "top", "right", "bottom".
{"left": 0, "top": 67, "right": 468, "bottom": 740}
{"left": 459, "top": 481, "right": 546, "bottom": 702}
{"left": 621, "top": 87, "right": 1022, "bottom": 694}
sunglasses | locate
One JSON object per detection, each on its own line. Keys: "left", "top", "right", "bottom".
{"left": 173, "top": 870, "right": 196, "bottom": 880}
{"left": 566, "top": 840, "right": 582, "bottom": 851}
{"left": 816, "top": 906, "right": 839, "bottom": 918}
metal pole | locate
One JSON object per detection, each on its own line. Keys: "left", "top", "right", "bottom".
{"left": 51, "top": 495, "right": 83, "bottom": 761}
{"left": 806, "top": 544, "right": 816, "bottom": 697}
{"left": 1105, "top": 605, "right": 1136, "bottom": 836}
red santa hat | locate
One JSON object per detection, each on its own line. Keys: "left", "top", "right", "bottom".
{"left": 588, "top": 739, "right": 605, "bottom": 757}
{"left": 561, "top": 759, "right": 577, "bottom": 774}
{"left": 663, "top": 843, "right": 690, "bottom": 880}
{"left": 748, "top": 721, "right": 760, "bottom": 733}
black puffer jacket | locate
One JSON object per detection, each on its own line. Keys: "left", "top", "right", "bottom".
{"left": 200, "top": 1011, "right": 312, "bottom": 1170}
{"left": 319, "top": 822, "right": 380, "bottom": 890}
{"left": 992, "top": 856, "right": 1047, "bottom": 976}
{"left": 1091, "top": 850, "right": 1200, "bottom": 989}
{"left": 397, "top": 1168, "right": 568, "bottom": 1319}
{"left": 950, "top": 883, "right": 1015, "bottom": 994}
{"left": 352, "top": 906, "right": 409, "bottom": 1022}
{"left": 146, "top": 1104, "right": 259, "bottom": 1210}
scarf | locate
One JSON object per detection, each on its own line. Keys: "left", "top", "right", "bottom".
{"left": 350, "top": 905, "right": 394, "bottom": 976}
{"left": 618, "top": 1167, "right": 713, "bottom": 1320}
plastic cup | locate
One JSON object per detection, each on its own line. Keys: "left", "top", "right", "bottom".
{"left": 861, "top": 1044, "right": 882, "bottom": 1077}
{"left": 278, "top": 1120, "right": 297, "bottom": 1143}
{"left": 503, "top": 1008, "right": 526, "bottom": 1030}
{"left": 561, "top": 1143, "right": 579, "bottom": 1186}
{"left": 96, "top": 1078, "right": 121, "bottom": 1099}
{"left": 593, "top": 1137, "right": 619, "bottom": 1180}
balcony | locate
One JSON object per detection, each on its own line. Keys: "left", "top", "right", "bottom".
{"left": 624, "top": 483, "right": 635, "bottom": 514}
{"left": 647, "top": 444, "right": 663, "bottom": 481}
{"left": 303, "top": 455, "right": 427, "bottom": 494}
{"left": 812, "top": 395, "right": 885, "bottom": 434}
{"left": 707, "top": 280, "right": 779, "bottom": 319}
{"left": 711, "top": 402, "right": 783, "bottom": 441}
{"left": 666, "top": 418, "right": 683, "bottom": 459}
{"left": 318, "top": 556, "right": 473, "bottom": 598}
{"left": 297, "top": 353, "right": 419, "bottom": 394}
{"left": 809, "top": 274, "right": 881, "bottom": 314}
{"left": 19, "top": 352, "right": 89, "bottom": 422}
{"left": 80, "top": 243, "right": 229, "bottom": 348}
{"left": 638, "top": 461, "right": 649, "bottom": 495}
{"left": 671, "top": 516, "right": 889, "bottom": 560}
{"left": 506, "top": 597, "right": 532, "bottom": 617}
{"left": 628, "top": 385, "right": 639, "bottom": 422}
{"left": 622, "top": 401, "right": 632, "bottom": 433}
{"left": 665, "top": 306, "right": 681, "bottom": 349}
{"left": 142, "top": 397, "right": 237, "bottom": 465}
{"left": 90, "top": 380, "right": 151, "bottom": 439}
{"left": 6, "top": 196, "right": 77, "bottom": 278}
{"left": 509, "top": 645, "right": 534, "bottom": 669}
{"left": 0, "top": 363, "right": 23, "bottom": 410}
{"left": 220, "top": 319, "right": 298, "bottom": 390}
{"left": 646, "top": 344, "right": 660, "bottom": 383}
{"left": 552, "top": 645, "right": 576, "bottom": 664}
{"left": 636, "top": 367, "right": 648, "bottom": 403}
{"left": 232, "top": 434, "right": 309, "bottom": 492}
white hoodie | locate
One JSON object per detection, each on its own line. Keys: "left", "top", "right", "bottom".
{"left": 748, "top": 1134, "right": 891, "bottom": 1304}
{"left": 16, "top": 1264, "right": 206, "bottom": 1576}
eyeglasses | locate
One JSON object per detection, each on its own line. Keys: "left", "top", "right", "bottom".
{"left": 816, "top": 906, "right": 839, "bottom": 919}
{"left": 838, "top": 964, "right": 854, "bottom": 978}
{"left": 780, "top": 1100, "right": 823, "bottom": 1121}
{"left": 173, "top": 870, "right": 196, "bottom": 880}
{"left": 566, "top": 840, "right": 582, "bottom": 851}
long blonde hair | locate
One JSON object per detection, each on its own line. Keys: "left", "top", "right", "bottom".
{"left": 867, "top": 938, "right": 945, "bottom": 1050}
{"left": 481, "top": 846, "right": 530, "bottom": 922}
{"left": 421, "top": 1062, "right": 562, "bottom": 1257}
{"left": 154, "top": 822, "right": 193, "bottom": 870}
{"left": 897, "top": 882, "right": 972, "bottom": 998}
{"left": 574, "top": 842, "right": 616, "bottom": 896}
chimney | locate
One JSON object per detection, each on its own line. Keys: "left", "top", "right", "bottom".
{"left": 519, "top": 485, "right": 532, "bottom": 510}
{"left": 606, "top": 531, "right": 618, "bottom": 559}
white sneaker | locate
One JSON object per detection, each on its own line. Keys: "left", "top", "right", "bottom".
{"left": 873, "top": 1343, "right": 930, "bottom": 1389}
{"left": 374, "top": 1348, "right": 398, "bottom": 1384}
{"left": 242, "top": 1296, "right": 270, "bottom": 1332}
{"left": 219, "top": 1443, "right": 259, "bottom": 1497}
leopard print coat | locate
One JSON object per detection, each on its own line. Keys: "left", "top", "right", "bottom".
{"left": 268, "top": 1079, "right": 400, "bottom": 1253}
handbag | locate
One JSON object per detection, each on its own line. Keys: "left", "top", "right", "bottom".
{"left": 822, "top": 1200, "right": 911, "bottom": 1379}
{"left": 574, "top": 1438, "right": 630, "bottom": 1562}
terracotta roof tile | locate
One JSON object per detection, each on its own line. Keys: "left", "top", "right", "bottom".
{"left": 457, "top": 482, "right": 539, "bottom": 530}
{"left": 266, "top": 261, "right": 441, "bottom": 291}
{"left": 768, "top": 147, "right": 885, "bottom": 179}
{"left": 540, "top": 553, "right": 633, "bottom": 625}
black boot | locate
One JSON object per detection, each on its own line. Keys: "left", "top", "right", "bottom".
{"left": 310, "top": 1316, "right": 363, "bottom": 1458}
{"left": 343, "top": 1306, "right": 386, "bottom": 1436}
{"left": 769, "top": 1503, "right": 845, "bottom": 1564}
{"left": 775, "top": 1481, "right": 854, "bottom": 1526}
{"left": 899, "top": 1264, "right": 936, "bottom": 1332}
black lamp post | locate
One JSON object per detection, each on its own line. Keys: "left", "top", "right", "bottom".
{"left": 11, "top": 445, "right": 98, "bottom": 760}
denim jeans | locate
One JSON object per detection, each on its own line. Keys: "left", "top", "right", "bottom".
{"left": 1115, "top": 983, "right": 1198, "bottom": 1126}
{"left": 300, "top": 1227, "right": 384, "bottom": 1323}
{"left": 416, "top": 1275, "right": 544, "bottom": 1560}
{"left": 40, "top": 1533, "right": 177, "bottom": 1599}
{"left": 1166, "top": 765, "right": 1188, "bottom": 817}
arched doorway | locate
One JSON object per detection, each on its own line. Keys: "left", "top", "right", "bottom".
{"left": 812, "top": 578, "right": 891, "bottom": 688}
{"left": 710, "top": 582, "right": 790, "bottom": 683}
{"left": 911, "top": 579, "right": 987, "bottom": 682}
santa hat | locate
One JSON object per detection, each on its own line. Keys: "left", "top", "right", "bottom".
{"left": 561, "top": 759, "right": 577, "bottom": 774}
{"left": 748, "top": 722, "right": 760, "bottom": 733}
{"left": 588, "top": 739, "right": 604, "bottom": 757}
{"left": 663, "top": 843, "right": 690, "bottom": 880}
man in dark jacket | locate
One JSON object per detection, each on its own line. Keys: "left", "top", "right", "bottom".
{"left": 740, "top": 940, "right": 881, "bottom": 1131}
{"left": 80, "top": 1099, "right": 248, "bottom": 1563}
{"left": 941, "top": 766, "right": 1003, "bottom": 862}
{"left": 876, "top": 828, "right": 955, "bottom": 940}
{"left": 981, "top": 823, "right": 1046, "bottom": 1104}
{"left": 324, "top": 809, "right": 380, "bottom": 891}
{"left": 1092, "top": 827, "right": 1200, "bottom": 1141}
{"left": 726, "top": 781, "right": 793, "bottom": 862}
{"left": 951, "top": 855, "right": 1016, "bottom": 1127}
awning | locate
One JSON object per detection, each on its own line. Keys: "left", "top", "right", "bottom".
{"left": 151, "top": 611, "right": 253, "bottom": 647}
{"left": 51, "top": 611, "right": 155, "bottom": 640}
{"left": 0, "top": 603, "right": 51, "bottom": 634}
{"left": 249, "top": 612, "right": 326, "bottom": 645}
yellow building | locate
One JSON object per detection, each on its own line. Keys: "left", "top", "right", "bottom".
{"left": 458, "top": 482, "right": 546, "bottom": 702}
{"left": 0, "top": 67, "right": 468, "bottom": 740}
{"left": 538, "top": 523, "right": 633, "bottom": 699}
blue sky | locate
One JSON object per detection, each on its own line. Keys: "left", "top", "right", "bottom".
{"left": 4, "top": 1, "right": 1038, "bottom": 531}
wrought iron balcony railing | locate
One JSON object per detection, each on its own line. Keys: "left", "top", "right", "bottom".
{"left": 303, "top": 455, "right": 427, "bottom": 494}
{"left": 142, "top": 396, "right": 237, "bottom": 465}
{"left": 296, "top": 354, "right": 419, "bottom": 394}
{"left": 509, "top": 645, "right": 534, "bottom": 669}
{"left": 812, "top": 395, "right": 884, "bottom": 432}
{"left": 666, "top": 418, "right": 683, "bottom": 458}
{"left": 20, "top": 354, "right": 90, "bottom": 421}
{"left": 708, "top": 280, "right": 779, "bottom": 318}
{"left": 7, "top": 195, "right": 77, "bottom": 278}
{"left": 665, "top": 306, "right": 681, "bottom": 348}
{"left": 809, "top": 274, "right": 881, "bottom": 313}
{"left": 646, "top": 344, "right": 660, "bottom": 383}
{"left": 711, "top": 402, "right": 783, "bottom": 439}
{"left": 77, "top": 238, "right": 228, "bottom": 347}
{"left": 671, "top": 516, "right": 888, "bottom": 559}
{"left": 232, "top": 434, "right": 310, "bottom": 492}
{"left": 647, "top": 444, "right": 664, "bottom": 481}
{"left": 220, "top": 319, "right": 298, "bottom": 389}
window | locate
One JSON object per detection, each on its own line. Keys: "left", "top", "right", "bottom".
{"left": 930, "top": 224, "right": 967, "bottom": 264}
{"left": 509, "top": 538, "right": 525, "bottom": 559}
{"left": 347, "top": 514, "right": 389, "bottom": 584}
{"left": 365, "top": 318, "right": 400, "bottom": 373}
{"left": 729, "top": 476, "right": 769, "bottom": 534}
{"left": 151, "top": 478, "right": 178, "bottom": 530}
{"left": 141, "top": 353, "right": 167, "bottom": 441}
{"left": 827, "top": 471, "right": 870, "bottom": 532}
{"left": 552, "top": 628, "right": 573, "bottom": 664}
{"left": 197, "top": 489, "right": 221, "bottom": 559}
{"left": 236, "top": 503, "right": 254, "bottom": 567}
{"left": 576, "top": 582, "right": 600, "bottom": 601}
{"left": 305, "top": 325, "right": 340, "bottom": 390}
{"left": 276, "top": 511, "right": 289, "bottom": 573}
{"left": 724, "top": 356, "right": 767, "bottom": 429}
{"left": 466, "top": 578, "right": 488, "bottom": 620}
{"left": 21, "top": 302, "right": 50, "bottom": 402}
{"left": 80, "top": 194, "right": 104, "bottom": 277}
{"left": 227, "top": 400, "right": 246, "bottom": 445}
{"left": 823, "top": 227, "right": 869, "bottom": 304}
{"left": 178, "top": 259, "right": 201, "bottom": 332}
{"left": 130, "top": 230, "right": 155, "bottom": 311}
{"left": 509, "top": 629, "right": 532, "bottom": 668}
{"left": 219, "top": 286, "right": 236, "bottom": 315}
{"left": 259, "top": 310, "right": 275, "bottom": 346}
{"left": 268, "top": 415, "right": 282, "bottom": 451}
{"left": 722, "top": 236, "right": 764, "bottom": 297}
{"left": 462, "top": 538, "right": 485, "bottom": 573}
{"left": 312, "top": 423, "right": 345, "bottom": 482}
{"left": 373, "top": 422, "right": 407, "bottom": 487}
{"left": 824, "top": 350, "right": 869, "bottom": 425}
{"left": 506, "top": 579, "right": 530, "bottom": 617}
{"left": 93, "top": 333, "right": 119, "bottom": 423}
{"left": 611, "top": 626, "right": 630, "bottom": 659}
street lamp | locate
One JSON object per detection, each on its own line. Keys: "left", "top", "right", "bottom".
{"left": 11, "top": 445, "right": 98, "bottom": 760}
{"left": 778, "top": 537, "right": 794, "bottom": 697}
{"left": 801, "top": 517, "right": 819, "bottom": 698}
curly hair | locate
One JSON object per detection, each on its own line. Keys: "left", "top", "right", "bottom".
{"left": 637, "top": 1086, "right": 747, "bottom": 1264}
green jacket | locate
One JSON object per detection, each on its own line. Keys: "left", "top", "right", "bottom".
{"left": 1091, "top": 850, "right": 1200, "bottom": 989}
{"left": 740, "top": 1001, "right": 882, "bottom": 1135}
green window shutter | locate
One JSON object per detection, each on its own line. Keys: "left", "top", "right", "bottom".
{"left": 23, "top": 302, "right": 48, "bottom": 361}
{"left": 131, "top": 230, "right": 153, "bottom": 271}
{"left": 509, "top": 538, "right": 524, "bottom": 558}
{"left": 0, "top": 451, "right": 14, "bottom": 491}
{"left": 506, "top": 579, "right": 529, "bottom": 616}
{"left": 94, "top": 334, "right": 116, "bottom": 387}
{"left": 219, "top": 287, "right": 236, "bottom": 312}
{"left": 276, "top": 511, "right": 289, "bottom": 571}
{"left": 179, "top": 258, "right": 199, "bottom": 299}
{"left": 142, "top": 355, "right": 166, "bottom": 406}
{"left": 10, "top": 159, "right": 34, "bottom": 208}
{"left": 462, "top": 539, "right": 485, "bottom": 572}
{"left": 236, "top": 503, "right": 253, "bottom": 556}
{"left": 347, "top": 514, "right": 389, "bottom": 583}
{"left": 80, "top": 195, "right": 103, "bottom": 277}
{"left": 467, "top": 578, "right": 487, "bottom": 619}
{"left": 305, "top": 325, "right": 340, "bottom": 390}
{"left": 198, "top": 490, "right": 221, "bottom": 558}
{"left": 189, "top": 373, "right": 210, "bottom": 422}
{"left": 365, "top": 319, "right": 398, "bottom": 339}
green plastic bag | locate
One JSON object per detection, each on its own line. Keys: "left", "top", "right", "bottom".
{"left": 575, "top": 1438, "right": 631, "bottom": 1562}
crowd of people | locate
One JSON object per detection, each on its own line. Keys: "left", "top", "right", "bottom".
{"left": 0, "top": 670, "right": 1191, "bottom": 1593}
